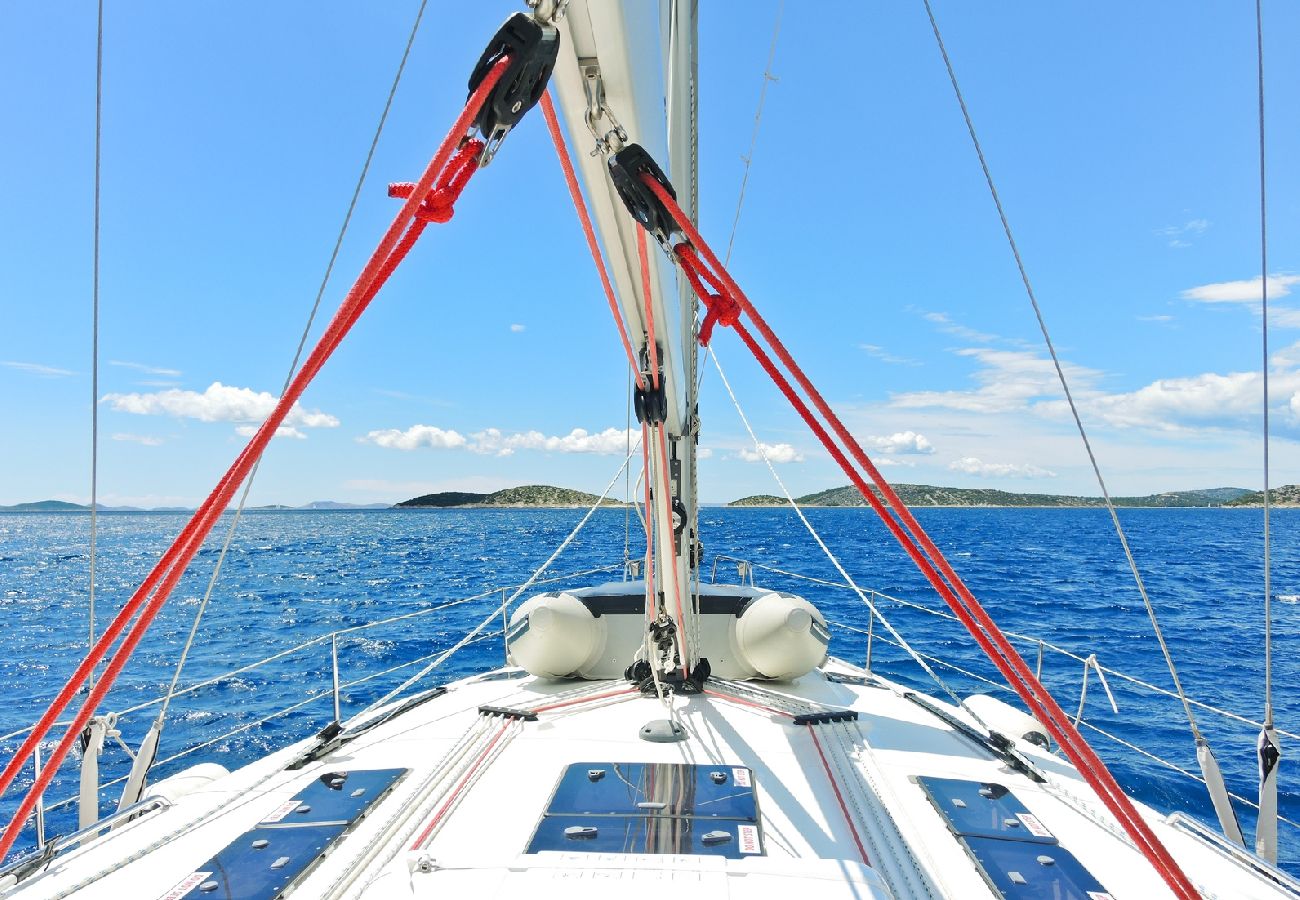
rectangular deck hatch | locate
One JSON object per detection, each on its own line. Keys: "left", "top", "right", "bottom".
{"left": 964, "top": 836, "right": 1114, "bottom": 899}
{"left": 527, "top": 762, "right": 763, "bottom": 858}
{"left": 168, "top": 768, "right": 407, "bottom": 900}
{"left": 917, "top": 776, "right": 1057, "bottom": 844}
{"left": 547, "top": 762, "right": 758, "bottom": 820}
{"left": 916, "top": 777, "right": 1113, "bottom": 899}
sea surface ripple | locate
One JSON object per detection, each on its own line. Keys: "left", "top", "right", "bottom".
{"left": 0, "top": 507, "right": 1296, "bottom": 872}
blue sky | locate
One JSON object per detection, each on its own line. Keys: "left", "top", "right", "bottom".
{"left": 2, "top": 1, "right": 1299, "bottom": 507}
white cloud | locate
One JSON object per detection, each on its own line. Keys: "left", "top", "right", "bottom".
{"left": 1138, "top": 314, "right": 1174, "bottom": 323}
{"left": 359, "top": 425, "right": 636, "bottom": 456}
{"left": 362, "top": 425, "right": 468, "bottom": 451}
{"left": 102, "top": 382, "right": 339, "bottom": 435}
{"left": 860, "top": 344, "right": 920, "bottom": 366}
{"left": 737, "top": 443, "right": 804, "bottom": 464}
{"left": 1156, "top": 218, "right": 1209, "bottom": 248}
{"left": 921, "top": 311, "right": 997, "bottom": 343}
{"left": 470, "top": 427, "right": 634, "bottom": 456}
{"left": 109, "top": 359, "right": 181, "bottom": 377}
{"left": 510, "top": 323, "right": 526, "bottom": 333}
{"left": 111, "top": 433, "right": 163, "bottom": 446}
{"left": 893, "top": 348, "right": 1095, "bottom": 414}
{"left": 2, "top": 361, "right": 73, "bottom": 377}
{"left": 1182, "top": 274, "right": 1300, "bottom": 304}
{"left": 1052, "top": 369, "right": 1300, "bottom": 433}
{"left": 875, "top": 457, "right": 914, "bottom": 468}
{"left": 235, "top": 424, "right": 306, "bottom": 440}
{"left": 696, "top": 447, "right": 714, "bottom": 460}
{"left": 949, "top": 457, "right": 1056, "bottom": 479}
{"left": 864, "top": 430, "right": 934, "bottom": 455}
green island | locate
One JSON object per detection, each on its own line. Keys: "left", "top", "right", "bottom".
{"left": 6, "top": 484, "right": 1300, "bottom": 512}
{"left": 395, "top": 484, "right": 624, "bottom": 508}
{"left": 728, "top": 484, "right": 1290, "bottom": 508}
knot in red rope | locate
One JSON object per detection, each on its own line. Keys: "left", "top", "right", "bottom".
{"left": 675, "top": 243, "right": 741, "bottom": 346}
{"left": 388, "top": 139, "right": 484, "bottom": 224}
{"left": 698, "top": 292, "right": 741, "bottom": 347}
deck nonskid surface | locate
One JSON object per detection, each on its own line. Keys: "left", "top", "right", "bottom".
{"left": 9, "top": 664, "right": 1287, "bottom": 899}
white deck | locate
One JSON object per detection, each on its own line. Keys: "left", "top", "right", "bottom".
{"left": 4, "top": 661, "right": 1294, "bottom": 899}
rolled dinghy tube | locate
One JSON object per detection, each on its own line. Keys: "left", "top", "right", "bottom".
{"left": 505, "top": 585, "right": 831, "bottom": 682}
{"left": 506, "top": 592, "right": 606, "bottom": 678}
{"left": 733, "top": 592, "right": 830, "bottom": 680}
{"left": 962, "top": 694, "right": 1049, "bottom": 749}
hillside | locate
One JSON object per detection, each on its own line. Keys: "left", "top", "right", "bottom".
{"left": 0, "top": 500, "right": 89, "bottom": 512}
{"left": 396, "top": 484, "right": 619, "bottom": 509}
{"left": 729, "top": 494, "right": 786, "bottom": 507}
{"left": 1226, "top": 484, "right": 1300, "bottom": 507}
{"left": 728, "top": 484, "right": 1254, "bottom": 508}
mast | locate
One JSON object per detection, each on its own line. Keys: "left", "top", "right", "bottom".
{"left": 551, "top": 1, "right": 700, "bottom": 669}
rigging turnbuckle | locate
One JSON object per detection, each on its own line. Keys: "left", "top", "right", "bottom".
{"left": 608, "top": 143, "right": 680, "bottom": 249}
{"left": 467, "top": 12, "right": 560, "bottom": 166}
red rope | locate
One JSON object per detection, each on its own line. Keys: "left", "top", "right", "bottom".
{"left": 538, "top": 91, "right": 644, "bottom": 391}
{"left": 702, "top": 689, "right": 793, "bottom": 719}
{"left": 641, "top": 422, "right": 656, "bottom": 625}
{"left": 808, "top": 725, "right": 871, "bottom": 866}
{"left": 639, "top": 174, "right": 1200, "bottom": 899}
{"left": 0, "top": 56, "right": 513, "bottom": 863}
{"left": 409, "top": 720, "right": 512, "bottom": 850}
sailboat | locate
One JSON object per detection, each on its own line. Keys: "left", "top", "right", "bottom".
{"left": 0, "top": 1, "right": 1294, "bottom": 897}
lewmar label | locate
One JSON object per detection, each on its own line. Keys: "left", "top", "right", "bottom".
{"left": 737, "top": 824, "right": 761, "bottom": 854}
{"left": 158, "top": 871, "right": 211, "bottom": 900}
{"left": 1015, "top": 812, "right": 1054, "bottom": 839}
{"left": 731, "top": 767, "right": 751, "bottom": 788}
{"left": 261, "top": 799, "right": 301, "bottom": 823}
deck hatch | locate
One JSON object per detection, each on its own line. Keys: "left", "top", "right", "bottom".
{"left": 545, "top": 761, "right": 757, "bottom": 820}
{"left": 527, "top": 762, "right": 763, "bottom": 857}
{"left": 173, "top": 768, "right": 407, "bottom": 899}
{"left": 962, "top": 836, "right": 1114, "bottom": 899}
{"left": 917, "top": 777, "right": 1114, "bottom": 899}
{"left": 916, "top": 776, "right": 1057, "bottom": 844}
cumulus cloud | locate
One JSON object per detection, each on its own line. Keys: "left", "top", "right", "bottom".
{"left": 111, "top": 433, "right": 163, "bottom": 446}
{"left": 894, "top": 337, "right": 1300, "bottom": 437}
{"left": 102, "top": 382, "right": 339, "bottom": 435}
{"left": 1182, "top": 274, "right": 1300, "bottom": 304}
{"left": 736, "top": 443, "right": 804, "bottom": 464}
{"left": 864, "top": 430, "right": 934, "bottom": 455}
{"left": 949, "top": 457, "right": 1056, "bottom": 479}
{"left": 510, "top": 324, "right": 526, "bottom": 333}
{"left": 470, "top": 427, "right": 634, "bottom": 456}
{"left": 2, "top": 361, "right": 73, "bottom": 377}
{"left": 363, "top": 425, "right": 468, "bottom": 451}
{"left": 360, "top": 425, "right": 636, "bottom": 456}
{"left": 696, "top": 447, "right": 714, "bottom": 460}
{"left": 1048, "top": 369, "right": 1300, "bottom": 433}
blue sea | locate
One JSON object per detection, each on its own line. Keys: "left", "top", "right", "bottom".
{"left": 1, "top": 507, "right": 1297, "bottom": 873}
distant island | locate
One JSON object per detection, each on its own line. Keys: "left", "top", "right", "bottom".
{"left": 728, "top": 484, "right": 1291, "bottom": 508}
{"left": 396, "top": 484, "right": 622, "bottom": 509}
{"left": 8, "top": 484, "right": 1300, "bottom": 512}
{"left": 0, "top": 486, "right": 618, "bottom": 512}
